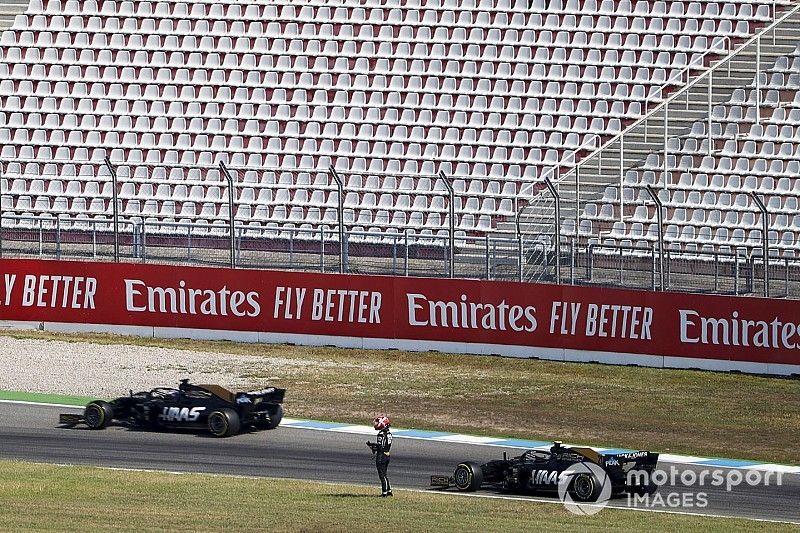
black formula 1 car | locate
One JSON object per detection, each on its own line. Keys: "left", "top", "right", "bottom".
{"left": 431, "top": 442, "right": 659, "bottom": 501}
{"left": 60, "top": 379, "right": 285, "bottom": 438}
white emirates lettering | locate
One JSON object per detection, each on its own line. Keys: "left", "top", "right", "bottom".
{"left": 679, "top": 309, "right": 800, "bottom": 349}
{"left": 125, "top": 279, "right": 260, "bottom": 317}
{"left": 406, "top": 293, "right": 537, "bottom": 332}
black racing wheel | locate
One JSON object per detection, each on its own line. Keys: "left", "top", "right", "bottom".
{"left": 453, "top": 462, "right": 483, "bottom": 492}
{"left": 84, "top": 401, "right": 114, "bottom": 430}
{"left": 569, "top": 472, "right": 600, "bottom": 502}
{"left": 207, "top": 408, "right": 241, "bottom": 437}
{"left": 264, "top": 404, "right": 283, "bottom": 430}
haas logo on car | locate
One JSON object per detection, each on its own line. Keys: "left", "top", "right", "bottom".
{"left": 530, "top": 470, "right": 561, "bottom": 486}
{"left": 159, "top": 406, "right": 205, "bottom": 422}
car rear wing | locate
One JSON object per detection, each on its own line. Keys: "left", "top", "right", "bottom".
{"left": 241, "top": 387, "right": 285, "bottom": 404}
{"left": 569, "top": 446, "right": 658, "bottom": 470}
{"left": 600, "top": 450, "right": 659, "bottom": 487}
{"left": 603, "top": 451, "right": 659, "bottom": 470}
{"left": 599, "top": 450, "right": 659, "bottom": 491}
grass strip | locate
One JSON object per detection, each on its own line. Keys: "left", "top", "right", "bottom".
{"left": 0, "top": 390, "right": 92, "bottom": 406}
{"left": 3, "top": 329, "right": 799, "bottom": 464}
{"left": 0, "top": 461, "right": 790, "bottom": 532}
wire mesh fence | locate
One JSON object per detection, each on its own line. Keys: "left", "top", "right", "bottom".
{"left": 2, "top": 213, "right": 798, "bottom": 298}
{"left": 520, "top": 238, "right": 800, "bottom": 297}
{"left": 1, "top": 157, "right": 799, "bottom": 299}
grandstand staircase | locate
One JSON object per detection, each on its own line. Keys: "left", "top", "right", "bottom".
{"left": 512, "top": 6, "right": 800, "bottom": 283}
{"left": 0, "top": 0, "right": 27, "bottom": 30}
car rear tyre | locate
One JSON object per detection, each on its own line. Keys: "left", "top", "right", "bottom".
{"left": 569, "top": 472, "right": 600, "bottom": 502}
{"left": 453, "top": 462, "right": 483, "bottom": 492}
{"left": 207, "top": 408, "right": 241, "bottom": 437}
{"left": 84, "top": 401, "right": 113, "bottom": 430}
{"left": 265, "top": 404, "right": 283, "bottom": 430}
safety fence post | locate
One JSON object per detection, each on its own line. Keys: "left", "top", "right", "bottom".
{"left": 219, "top": 162, "right": 236, "bottom": 268}
{"left": 104, "top": 156, "right": 119, "bottom": 262}
{"left": 329, "top": 167, "right": 346, "bottom": 273}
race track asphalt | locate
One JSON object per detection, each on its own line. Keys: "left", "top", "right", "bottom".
{"left": 1, "top": 403, "right": 798, "bottom": 524}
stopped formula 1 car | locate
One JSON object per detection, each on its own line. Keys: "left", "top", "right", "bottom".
{"left": 431, "top": 442, "right": 658, "bottom": 501}
{"left": 60, "top": 379, "right": 285, "bottom": 437}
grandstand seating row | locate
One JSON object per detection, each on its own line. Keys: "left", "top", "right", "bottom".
{"left": 576, "top": 43, "right": 800, "bottom": 256}
{"left": 0, "top": 0, "right": 796, "bottom": 249}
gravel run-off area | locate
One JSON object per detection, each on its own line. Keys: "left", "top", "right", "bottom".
{"left": 0, "top": 336, "right": 281, "bottom": 397}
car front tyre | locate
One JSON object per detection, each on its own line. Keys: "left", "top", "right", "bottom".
{"left": 453, "top": 462, "right": 483, "bottom": 492}
{"left": 207, "top": 408, "right": 241, "bottom": 437}
{"left": 84, "top": 401, "right": 113, "bottom": 430}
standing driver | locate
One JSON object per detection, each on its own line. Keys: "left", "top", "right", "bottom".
{"left": 366, "top": 415, "right": 393, "bottom": 497}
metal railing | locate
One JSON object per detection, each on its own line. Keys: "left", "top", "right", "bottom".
{"left": 509, "top": 2, "right": 800, "bottom": 297}
{"left": 0, "top": 213, "right": 527, "bottom": 280}
{"left": 561, "top": 3, "right": 800, "bottom": 195}
{"left": 1, "top": 206, "right": 798, "bottom": 298}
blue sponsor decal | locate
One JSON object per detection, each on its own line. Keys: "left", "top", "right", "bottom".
{"left": 491, "top": 439, "right": 552, "bottom": 449}
{"left": 597, "top": 448, "right": 637, "bottom": 455}
{"left": 393, "top": 429, "right": 454, "bottom": 439}
{"left": 692, "top": 458, "right": 764, "bottom": 468}
{"left": 284, "top": 420, "right": 348, "bottom": 430}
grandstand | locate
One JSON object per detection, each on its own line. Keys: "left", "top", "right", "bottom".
{"left": 0, "top": 0, "right": 26, "bottom": 30}
{"left": 0, "top": 0, "right": 798, "bottom": 295}
{"left": 581, "top": 53, "right": 800, "bottom": 256}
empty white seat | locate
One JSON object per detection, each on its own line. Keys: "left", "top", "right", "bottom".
{"left": 0, "top": 0, "right": 789, "bottom": 246}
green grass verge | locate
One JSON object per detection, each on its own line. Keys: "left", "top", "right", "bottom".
{"left": 4, "top": 330, "right": 800, "bottom": 464}
{"left": 0, "top": 461, "right": 790, "bottom": 532}
{"left": 0, "top": 390, "right": 92, "bottom": 406}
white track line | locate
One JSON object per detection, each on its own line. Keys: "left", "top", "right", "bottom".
{"left": 0, "top": 399, "right": 83, "bottom": 409}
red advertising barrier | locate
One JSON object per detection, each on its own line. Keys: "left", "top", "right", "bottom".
{"left": 1, "top": 258, "right": 798, "bottom": 372}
